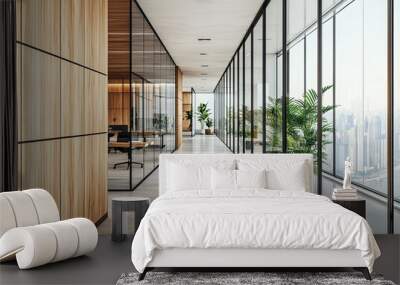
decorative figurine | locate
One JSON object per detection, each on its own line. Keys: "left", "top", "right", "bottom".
{"left": 343, "top": 157, "right": 352, "bottom": 190}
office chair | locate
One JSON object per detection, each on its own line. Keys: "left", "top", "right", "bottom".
{"left": 113, "top": 131, "right": 144, "bottom": 169}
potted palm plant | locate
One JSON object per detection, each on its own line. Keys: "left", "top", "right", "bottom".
{"left": 266, "top": 85, "right": 336, "bottom": 167}
{"left": 197, "top": 103, "right": 210, "bottom": 135}
{"left": 205, "top": 118, "right": 213, "bottom": 135}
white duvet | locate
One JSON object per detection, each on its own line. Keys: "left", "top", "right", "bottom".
{"left": 131, "top": 190, "right": 380, "bottom": 273}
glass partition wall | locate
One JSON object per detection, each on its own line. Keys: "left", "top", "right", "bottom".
{"left": 394, "top": 0, "right": 399, "bottom": 233}
{"left": 214, "top": 0, "right": 398, "bottom": 234}
{"left": 108, "top": 1, "right": 176, "bottom": 191}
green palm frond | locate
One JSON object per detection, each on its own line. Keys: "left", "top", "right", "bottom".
{"left": 265, "top": 86, "right": 338, "bottom": 166}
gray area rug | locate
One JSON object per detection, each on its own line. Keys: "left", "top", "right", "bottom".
{"left": 116, "top": 272, "right": 396, "bottom": 285}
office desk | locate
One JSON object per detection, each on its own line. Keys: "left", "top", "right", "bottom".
{"left": 109, "top": 141, "right": 148, "bottom": 149}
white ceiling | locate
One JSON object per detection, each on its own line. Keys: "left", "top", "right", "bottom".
{"left": 137, "top": 0, "right": 264, "bottom": 93}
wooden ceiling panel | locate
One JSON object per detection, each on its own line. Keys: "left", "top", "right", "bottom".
{"left": 108, "top": 0, "right": 129, "bottom": 77}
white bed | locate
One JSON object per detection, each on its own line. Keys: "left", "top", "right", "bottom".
{"left": 131, "top": 154, "right": 380, "bottom": 280}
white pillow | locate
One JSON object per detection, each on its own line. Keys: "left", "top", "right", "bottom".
{"left": 168, "top": 163, "right": 211, "bottom": 191}
{"left": 211, "top": 168, "right": 237, "bottom": 190}
{"left": 236, "top": 169, "right": 267, "bottom": 189}
{"left": 237, "top": 158, "right": 310, "bottom": 191}
{"left": 266, "top": 162, "right": 306, "bottom": 191}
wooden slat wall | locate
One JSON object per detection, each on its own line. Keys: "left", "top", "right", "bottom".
{"left": 61, "top": 0, "right": 85, "bottom": 65}
{"left": 21, "top": 47, "right": 61, "bottom": 141}
{"left": 21, "top": 0, "right": 60, "bottom": 55}
{"left": 84, "top": 134, "right": 108, "bottom": 222}
{"left": 85, "top": 70, "right": 108, "bottom": 134}
{"left": 108, "top": 0, "right": 130, "bottom": 76}
{"left": 61, "top": 137, "right": 85, "bottom": 218}
{"left": 16, "top": 0, "right": 108, "bottom": 223}
{"left": 61, "top": 61, "right": 85, "bottom": 136}
{"left": 21, "top": 140, "right": 61, "bottom": 205}
{"left": 108, "top": 82, "right": 130, "bottom": 126}
{"left": 85, "top": 0, "right": 108, "bottom": 74}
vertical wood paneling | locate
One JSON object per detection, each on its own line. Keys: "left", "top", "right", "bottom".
{"left": 17, "top": 44, "right": 21, "bottom": 142}
{"left": 17, "top": 144, "right": 22, "bottom": 190}
{"left": 85, "top": 70, "right": 107, "bottom": 133}
{"left": 18, "top": 0, "right": 108, "bottom": 224}
{"left": 109, "top": 109, "right": 122, "bottom": 125}
{"left": 21, "top": 47, "right": 60, "bottom": 141}
{"left": 108, "top": 90, "right": 130, "bottom": 126}
{"left": 109, "top": 92, "right": 123, "bottom": 109}
{"left": 21, "top": 0, "right": 60, "bottom": 55}
{"left": 61, "top": 61, "right": 85, "bottom": 136}
{"left": 61, "top": 0, "right": 85, "bottom": 64}
{"left": 85, "top": 0, "right": 107, "bottom": 73}
{"left": 21, "top": 140, "right": 61, "bottom": 209}
{"left": 85, "top": 134, "right": 107, "bottom": 222}
{"left": 61, "top": 137, "right": 85, "bottom": 219}
{"left": 16, "top": 0, "right": 21, "bottom": 41}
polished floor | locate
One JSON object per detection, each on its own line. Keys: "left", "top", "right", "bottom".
{"left": 175, "top": 135, "right": 232, "bottom": 154}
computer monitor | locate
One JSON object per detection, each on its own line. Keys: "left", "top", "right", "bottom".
{"left": 109, "top": 125, "right": 128, "bottom": 132}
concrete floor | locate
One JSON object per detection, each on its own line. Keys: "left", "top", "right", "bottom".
{"left": 1, "top": 136, "right": 399, "bottom": 284}
{"left": 0, "top": 236, "right": 133, "bottom": 285}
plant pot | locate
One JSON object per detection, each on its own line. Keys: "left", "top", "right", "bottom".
{"left": 205, "top": 129, "right": 212, "bottom": 135}
{"left": 200, "top": 129, "right": 205, "bottom": 135}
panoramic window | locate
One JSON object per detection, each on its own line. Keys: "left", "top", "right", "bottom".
{"left": 233, "top": 56, "right": 238, "bottom": 153}
{"left": 322, "top": 17, "right": 334, "bottom": 173}
{"left": 244, "top": 36, "right": 252, "bottom": 152}
{"left": 228, "top": 66, "right": 232, "bottom": 149}
{"left": 335, "top": 0, "right": 387, "bottom": 196}
{"left": 253, "top": 17, "right": 263, "bottom": 153}
{"left": 238, "top": 47, "right": 244, "bottom": 153}
{"left": 212, "top": 0, "right": 397, "bottom": 235}
{"left": 265, "top": 0, "right": 282, "bottom": 152}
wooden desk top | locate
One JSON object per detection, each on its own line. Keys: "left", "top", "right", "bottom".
{"left": 109, "top": 141, "right": 148, "bottom": 148}
{"left": 109, "top": 130, "right": 165, "bottom": 138}
{"left": 131, "top": 130, "right": 164, "bottom": 136}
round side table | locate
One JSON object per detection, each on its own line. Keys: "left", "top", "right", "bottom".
{"left": 112, "top": 197, "right": 150, "bottom": 242}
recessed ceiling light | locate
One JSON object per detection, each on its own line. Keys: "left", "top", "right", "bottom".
{"left": 201, "top": 64, "right": 208, "bottom": 67}
{"left": 198, "top": 38, "right": 211, "bottom": 41}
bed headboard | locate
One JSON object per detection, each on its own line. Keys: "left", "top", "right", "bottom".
{"left": 159, "top": 154, "right": 314, "bottom": 195}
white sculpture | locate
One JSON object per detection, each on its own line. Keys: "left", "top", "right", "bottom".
{"left": 343, "top": 157, "right": 352, "bottom": 190}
